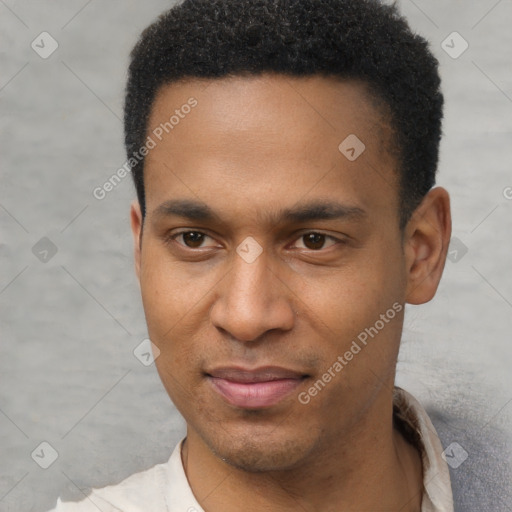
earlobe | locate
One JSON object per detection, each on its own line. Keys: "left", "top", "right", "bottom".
{"left": 130, "top": 201, "right": 143, "bottom": 282}
{"left": 404, "top": 187, "right": 451, "bottom": 305}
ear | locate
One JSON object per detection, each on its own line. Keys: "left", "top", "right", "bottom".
{"left": 403, "top": 187, "right": 452, "bottom": 305}
{"left": 130, "top": 200, "right": 143, "bottom": 282}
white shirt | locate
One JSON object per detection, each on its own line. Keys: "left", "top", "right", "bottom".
{"left": 48, "top": 387, "right": 454, "bottom": 512}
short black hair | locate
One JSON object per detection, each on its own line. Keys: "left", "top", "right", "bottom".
{"left": 124, "top": 0, "right": 443, "bottom": 230}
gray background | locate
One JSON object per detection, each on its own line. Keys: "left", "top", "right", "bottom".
{"left": 1, "top": 1, "right": 511, "bottom": 510}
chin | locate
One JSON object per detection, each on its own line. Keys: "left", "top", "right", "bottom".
{"left": 205, "top": 428, "right": 316, "bottom": 473}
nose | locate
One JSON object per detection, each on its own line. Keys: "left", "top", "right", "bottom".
{"left": 209, "top": 247, "right": 295, "bottom": 343}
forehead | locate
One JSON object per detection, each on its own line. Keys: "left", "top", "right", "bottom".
{"left": 143, "top": 74, "right": 398, "bottom": 222}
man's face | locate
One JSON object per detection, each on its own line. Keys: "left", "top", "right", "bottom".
{"left": 133, "top": 74, "right": 409, "bottom": 471}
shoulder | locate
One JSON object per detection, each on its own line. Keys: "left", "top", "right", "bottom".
{"left": 426, "top": 405, "right": 512, "bottom": 512}
{"left": 46, "top": 452, "right": 175, "bottom": 512}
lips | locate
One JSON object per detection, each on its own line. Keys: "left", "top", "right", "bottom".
{"left": 206, "top": 366, "right": 308, "bottom": 409}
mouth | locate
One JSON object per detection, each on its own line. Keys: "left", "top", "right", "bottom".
{"left": 206, "top": 366, "right": 309, "bottom": 409}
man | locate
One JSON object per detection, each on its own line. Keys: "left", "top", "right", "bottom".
{"left": 50, "top": 0, "right": 455, "bottom": 510}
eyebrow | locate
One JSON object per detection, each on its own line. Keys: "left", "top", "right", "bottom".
{"left": 153, "top": 199, "right": 367, "bottom": 224}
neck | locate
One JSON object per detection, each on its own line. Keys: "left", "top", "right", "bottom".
{"left": 181, "top": 388, "right": 423, "bottom": 512}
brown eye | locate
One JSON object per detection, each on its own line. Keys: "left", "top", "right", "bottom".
{"left": 295, "top": 231, "right": 340, "bottom": 251}
{"left": 304, "top": 233, "right": 325, "bottom": 250}
{"left": 294, "top": 232, "right": 338, "bottom": 251}
{"left": 165, "top": 230, "right": 219, "bottom": 252}
{"left": 180, "top": 231, "right": 207, "bottom": 248}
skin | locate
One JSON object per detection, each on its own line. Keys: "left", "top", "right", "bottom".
{"left": 130, "top": 74, "right": 451, "bottom": 511}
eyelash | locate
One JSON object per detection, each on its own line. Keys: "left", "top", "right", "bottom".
{"left": 165, "top": 230, "right": 343, "bottom": 252}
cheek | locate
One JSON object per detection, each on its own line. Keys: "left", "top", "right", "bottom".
{"left": 294, "top": 245, "right": 404, "bottom": 383}
{"left": 139, "top": 242, "right": 210, "bottom": 332}
{"left": 298, "top": 260, "right": 400, "bottom": 338}
{"left": 139, "top": 246, "right": 195, "bottom": 373}
{"left": 138, "top": 242, "right": 221, "bottom": 393}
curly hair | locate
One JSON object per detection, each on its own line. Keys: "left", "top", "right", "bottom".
{"left": 124, "top": 0, "right": 443, "bottom": 229}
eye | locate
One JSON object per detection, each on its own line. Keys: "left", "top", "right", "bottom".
{"left": 172, "top": 231, "right": 217, "bottom": 249}
{"left": 293, "top": 232, "right": 339, "bottom": 251}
